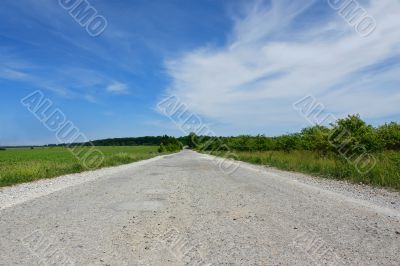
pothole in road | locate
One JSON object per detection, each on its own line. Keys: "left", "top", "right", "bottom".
{"left": 111, "top": 201, "right": 164, "bottom": 211}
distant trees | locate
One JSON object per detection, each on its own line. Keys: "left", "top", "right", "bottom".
{"left": 89, "top": 136, "right": 173, "bottom": 146}
{"left": 299, "top": 126, "right": 330, "bottom": 154}
{"left": 377, "top": 122, "right": 400, "bottom": 150}
{"left": 188, "top": 115, "right": 400, "bottom": 154}
{"left": 329, "top": 115, "right": 382, "bottom": 154}
{"left": 49, "top": 135, "right": 179, "bottom": 147}
{"left": 186, "top": 132, "right": 199, "bottom": 149}
{"left": 31, "top": 115, "right": 399, "bottom": 156}
{"left": 158, "top": 137, "right": 183, "bottom": 153}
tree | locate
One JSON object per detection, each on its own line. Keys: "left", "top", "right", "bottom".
{"left": 187, "top": 132, "right": 199, "bottom": 149}
{"left": 300, "top": 126, "right": 330, "bottom": 154}
{"left": 158, "top": 137, "right": 183, "bottom": 153}
{"left": 377, "top": 122, "right": 400, "bottom": 150}
{"left": 329, "top": 114, "right": 382, "bottom": 155}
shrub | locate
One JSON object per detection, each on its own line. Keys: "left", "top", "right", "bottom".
{"left": 275, "top": 134, "right": 301, "bottom": 152}
{"left": 158, "top": 143, "right": 166, "bottom": 153}
{"left": 187, "top": 115, "right": 398, "bottom": 156}
{"left": 300, "top": 126, "right": 331, "bottom": 154}
{"left": 158, "top": 137, "right": 183, "bottom": 153}
{"left": 187, "top": 132, "right": 199, "bottom": 148}
{"left": 377, "top": 122, "right": 400, "bottom": 150}
{"left": 329, "top": 114, "right": 382, "bottom": 154}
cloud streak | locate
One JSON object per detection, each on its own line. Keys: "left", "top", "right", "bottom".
{"left": 164, "top": 0, "right": 400, "bottom": 134}
{"left": 106, "top": 82, "right": 129, "bottom": 94}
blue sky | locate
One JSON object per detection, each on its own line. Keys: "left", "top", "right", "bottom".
{"left": 1, "top": 0, "right": 399, "bottom": 145}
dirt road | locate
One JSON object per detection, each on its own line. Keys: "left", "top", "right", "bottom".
{"left": 1, "top": 150, "right": 399, "bottom": 265}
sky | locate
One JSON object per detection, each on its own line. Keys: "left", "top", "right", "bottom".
{"left": 0, "top": 0, "right": 399, "bottom": 146}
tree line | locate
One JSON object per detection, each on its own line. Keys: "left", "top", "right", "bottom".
{"left": 4, "top": 115, "right": 398, "bottom": 156}
{"left": 42, "top": 135, "right": 178, "bottom": 147}
{"left": 184, "top": 115, "right": 400, "bottom": 155}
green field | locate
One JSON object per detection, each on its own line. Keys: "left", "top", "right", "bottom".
{"left": 209, "top": 150, "right": 400, "bottom": 190}
{"left": 0, "top": 146, "right": 161, "bottom": 187}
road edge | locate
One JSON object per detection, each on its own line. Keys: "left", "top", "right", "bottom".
{"left": 0, "top": 152, "right": 181, "bottom": 210}
{"left": 196, "top": 150, "right": 400, "bottom": 218}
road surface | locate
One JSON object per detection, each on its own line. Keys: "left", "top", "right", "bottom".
{"left": 1, "top": 150, "right": 399, "bottom": 265}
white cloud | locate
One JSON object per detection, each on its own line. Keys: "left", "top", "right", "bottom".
{"left": 0, "top": 68, "right": 31, "bottom": 81}
{"left": 106, "top": 82, "right": 129, "bottom": 94}
{"left": 163, "top": 0, "right": 400, "bottom": 134}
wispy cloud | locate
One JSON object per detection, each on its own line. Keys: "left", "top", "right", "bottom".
{"left": 106, "top": 82, "right": 129, "bottom": 94}
{"left": 0, "top": 50, "right": 129, "bottom": 101}
{"left": 0, "top": 68, "right": 31, "bottom": 81}
{"left": 164, "top": 0, "right": 400, "bottom": 133}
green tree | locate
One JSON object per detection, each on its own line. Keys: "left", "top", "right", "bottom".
{"left": 377, "top": 122, "right": 400, "bottom": 150}
{"left": 187, "top": 132, "right": 199, "bottom": 149}
{"left": 300, "top": 126, "right": 330, "bottom": 154}
{"left": 329, "top": 114, "right": 382, "bottom": 155}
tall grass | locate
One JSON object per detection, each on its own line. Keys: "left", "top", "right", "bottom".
{"left": 211, "top": 150, "right": 400, "bottom": 190}
{"left": 0, "top": 146, "right": 160, "bottom": 187}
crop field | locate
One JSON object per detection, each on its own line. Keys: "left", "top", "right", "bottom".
{"left": 0, "top": 146, "right": 160, "bottom": 187}
{"left": 210, "top": 150, "right": 400, "bottom": 190}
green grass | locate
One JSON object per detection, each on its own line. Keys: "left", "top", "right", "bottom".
{"left": 209, "top": 150, "right": 400, "bottom": 190}
{"left": 0, "top": 146, "right": 162, "bottom": 187}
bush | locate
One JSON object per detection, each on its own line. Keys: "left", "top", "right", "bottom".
{"left": 192, "top": 115, "right": 400, "bottom": 154}
{"left": 158, "top": 137, "right": 183, "bottom": 153}
{"left": 300, "top": 126, "right": 330, "bottom": 154}
{"left": 158, "top": 143, "right": 166, "bottom": 153}
{"left": 187, "top": 132, "right": 199, "bottom": 149}
{"left": 329, "top": 114, "right": 382, "bottom": 154}
{"left": 377, "top": 122, "right": 400, "bottom": 150}
{"left": 275, "top": 134, "right": 301, "bottom": 152}
{"left": 191, "top": 114, "right": 397, "bottom": 155}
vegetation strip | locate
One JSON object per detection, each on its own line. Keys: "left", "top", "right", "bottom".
{"left": 0, "top": 146, "right": 172, "bottom": 187}
{"left": 207, "top": 150, "right": 400, "bottom": 191}
{"left": 192, "top": 115, "right": 400, "bottom": 190}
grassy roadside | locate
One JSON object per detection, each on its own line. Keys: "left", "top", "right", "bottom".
{"left": 207, "top": 150, "right": 400, "bottom": 190}
{"left": 0, "top": 146, "right": 163, "bottom": 187}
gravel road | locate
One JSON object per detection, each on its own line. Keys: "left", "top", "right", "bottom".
{"left": 1, "top": 150, "right": 399, "bottom": 265}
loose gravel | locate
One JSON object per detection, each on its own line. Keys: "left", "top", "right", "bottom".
{"left": 0, "top": 154, "right": 173, "bottom": 210}
{"left": 1, "top": 150, "right": 399, "bottom": 265}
